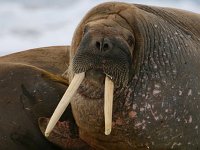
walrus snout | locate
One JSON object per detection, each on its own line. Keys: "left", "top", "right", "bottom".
{"left": 72, "top": 29, "right": 132, "bottom": 86}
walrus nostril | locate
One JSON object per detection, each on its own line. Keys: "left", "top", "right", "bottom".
{"left": 103, "top": 43, "right": 109, "bottom": 51}
{"left": 96, "top": 41, "right": 101, "bottom": 50}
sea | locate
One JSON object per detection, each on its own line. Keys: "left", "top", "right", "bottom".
{"left": 0, "top": 0, "right": 199, "bottom": 56}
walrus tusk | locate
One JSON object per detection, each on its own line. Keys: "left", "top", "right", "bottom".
{"left": 104, "top": 76, "right": 114, "bottom": 135}
{"left": 45, "top": 72, "right": 85, "bottom": 137}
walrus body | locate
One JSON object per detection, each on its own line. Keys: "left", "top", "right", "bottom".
{"left": 67, "top": 2, "right": 200, "bottom": 149}
{"left": 0, "top": 47, "right": 69, "bottom": 150}
{"left": 0, "top": 47, "right": 92, "bottom": 150}
{"left": 0, "top": 2, "right": 200, "bottom": 150}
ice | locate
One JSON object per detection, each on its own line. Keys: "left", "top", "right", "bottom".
{"left": 0, "top": 0, "right": 199, "bottom": 56}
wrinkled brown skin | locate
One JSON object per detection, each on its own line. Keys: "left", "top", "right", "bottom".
{"left": 69, "top": 2, "right": 200, "bottom": 150}
{"left": 0, "top": 46, "right": 91, "bottom": 150}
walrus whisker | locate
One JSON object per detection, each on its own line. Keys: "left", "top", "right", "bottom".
{"left": 104, "top": 76, "right": 114, "bottom": 135}
{"left": 45, "top": 72, "right": 85, "bottom": 137}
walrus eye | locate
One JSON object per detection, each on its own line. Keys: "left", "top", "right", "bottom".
{"left": 127, "top": 36, "right": 134, "bottom": 47}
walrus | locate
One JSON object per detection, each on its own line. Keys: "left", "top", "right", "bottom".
{"left": 0, "top": 46, "right": 92, "bottom": 150}
{"left": 44, "top": 2, "right": 200, "bottom": 150}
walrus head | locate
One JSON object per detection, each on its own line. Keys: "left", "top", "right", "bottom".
{"left": 45, "top": 3, "right": 136, "bottom": 136}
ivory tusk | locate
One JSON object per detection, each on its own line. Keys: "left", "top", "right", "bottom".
{"left": 104, "top": 76, "right": 114, "bottom": 135}
{"left": 45, "top": 72, "right": 85, "bottom": 137}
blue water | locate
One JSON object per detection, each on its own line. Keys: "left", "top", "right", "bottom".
{"left": 0, "top": 0, "right": 199, "bottom": 56}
